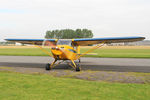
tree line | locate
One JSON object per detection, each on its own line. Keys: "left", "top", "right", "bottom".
{"left": 45, "top": 29, "right": 93, "bottom": 39}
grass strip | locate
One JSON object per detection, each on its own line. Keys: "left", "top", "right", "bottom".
{"left": 0, "top": 71, "right": 150, "bottom": 100}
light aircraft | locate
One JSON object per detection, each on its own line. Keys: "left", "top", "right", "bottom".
{"left": 5, "top": 36, "right": 145, "bottom": 71}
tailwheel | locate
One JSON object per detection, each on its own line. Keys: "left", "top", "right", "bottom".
{"left": 45, "top": 63, "right": 51, "bottom": 70}
{"left": 76, "top": 64, "right": 80, "bottom": 72}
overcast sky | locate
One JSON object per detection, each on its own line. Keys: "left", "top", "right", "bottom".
{"left": 0, "top": 0, "right": 150, "bottom": 41}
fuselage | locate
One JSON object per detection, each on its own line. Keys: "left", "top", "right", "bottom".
{"left": 50, "top": 39, "right": 81, "bottom": 60}
{"left": 51, "top": 45, "right": 79, "bottom": 60}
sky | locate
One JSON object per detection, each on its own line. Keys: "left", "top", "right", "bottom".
{"left": 0, "top": 0, "right": 150, "bottom": 41}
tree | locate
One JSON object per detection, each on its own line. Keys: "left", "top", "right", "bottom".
{"left": 45, "top": 29, "right": 93, "bottom": 39}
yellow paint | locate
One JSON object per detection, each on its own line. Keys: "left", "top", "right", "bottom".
{"left": 50, "top": 59, "right": 57, "bottom": 68}
{"left": 71, "top": 60, "right": 77, "bottom": 68}
{"left": 77, "top": 46, "right": 80, "bottom": 54}
{"left": 33, "top": 41, "right": 105, "bottom": 61}
{"left": 33, "top": 41, "right": 105, "bottom": 71}
{"left": 51, "top": 45, "right": 79, "bottom": 60}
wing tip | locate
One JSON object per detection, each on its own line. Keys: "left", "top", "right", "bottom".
{"left": 139, "top": 36, "right": 146, "bottom": 40}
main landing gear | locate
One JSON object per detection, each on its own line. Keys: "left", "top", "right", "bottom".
{"left": 75, "top": 64, "right": 80, "bottom": 71}
{"left": 45, "top": 59, "right": 81, "bottom": 72}
{"left": 45, "top": 63, "right": 51, "bottom": 70}
{"left": 78, "top": 59, "right": 81, "bottom": 63}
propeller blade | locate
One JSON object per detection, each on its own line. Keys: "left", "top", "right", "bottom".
{"left": 42, "top": 39, "right": 56, "bottom": 47}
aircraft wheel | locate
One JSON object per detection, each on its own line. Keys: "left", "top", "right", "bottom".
{"left": 76, "top": 64, "right": 80, "bottom": 72}
{"left": 45, "top": 63, "right": 51, "bottom": 70}
{"left": 78, "top": 59, "right": 81, "bottom": 63}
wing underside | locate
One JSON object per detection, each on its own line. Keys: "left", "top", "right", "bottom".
{"left": 5, "top": 39, "right": 57, "bottom": 45}
{"left": 72, "top": 36, "right": 145, "bottom": 46}
{"left": 5, "top": 36, "right": 145, "bottom": 46}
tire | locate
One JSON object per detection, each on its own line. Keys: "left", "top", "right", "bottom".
{"left": 78, "top": 59, "right": 81, "bottom": 63}
{"left": 45, "top": 63, "right": 51, "bottom": 70}
{"left": 76, "top": 64, "right": 80, "bottom": 72}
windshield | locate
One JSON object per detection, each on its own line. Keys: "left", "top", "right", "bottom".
{"left": 57, "top": 39, "right": 72, "bottom": 46}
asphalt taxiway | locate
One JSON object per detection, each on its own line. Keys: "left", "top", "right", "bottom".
{"left": 0, "top": 56, "right": 150, "bottom": 72}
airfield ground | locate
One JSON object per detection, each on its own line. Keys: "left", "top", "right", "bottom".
{"left": 0, "top": 46, "right": 150, "bottom": 58}
{"left": 0, "top": 46, "right": 150, "bottom": 100}
{"left": 0, "top": 56, "right": 150, "bottom": 83}
{"left": 0, "top": 71, "right": 150, "bottom": 100}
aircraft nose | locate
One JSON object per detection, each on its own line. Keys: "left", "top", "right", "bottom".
{"left": 51, "top": 47, "right": 63, "bottom": 55}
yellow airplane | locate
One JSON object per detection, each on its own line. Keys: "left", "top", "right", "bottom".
{"left": 5, "top": 36, "right": 145, "bottom": 71}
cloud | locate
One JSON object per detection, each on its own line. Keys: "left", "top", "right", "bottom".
{"left": 0, "top": 0, "right": 150, "bottom": 41}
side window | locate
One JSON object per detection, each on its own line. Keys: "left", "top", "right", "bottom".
{"left": 68, "top": 49, "right": 77, "bottom": 53}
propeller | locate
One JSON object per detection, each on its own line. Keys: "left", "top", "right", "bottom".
{"left": 42, "top": 39, "right": 56, "bottom": 48}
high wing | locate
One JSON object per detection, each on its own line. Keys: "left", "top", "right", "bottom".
{"left": 5, "top": 36, "right": 145, "bottom": 46}
{"left": 72, "top": 36, "right": 145, "bottom": 46}
{"left": 5, "top": 39, "right": 57, "bottom": 45}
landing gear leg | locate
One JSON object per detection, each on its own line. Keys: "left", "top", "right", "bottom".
{"left": 71, "top": 60, "right": 80, "bottom": 72}
{"left": 45, "top": 59, "right": 57, "bottom": 70}
{"left": 76, "top": 64, "right": 80, "bottom": 71}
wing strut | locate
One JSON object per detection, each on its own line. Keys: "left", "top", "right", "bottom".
{"left": 77, "top": 41, "right": 105, "bottom": 59}
{"left": 32, "top": 43, "right": 53, "bottom": 57}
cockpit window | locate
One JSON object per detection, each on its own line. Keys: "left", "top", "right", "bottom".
{"left": 57, "top": 39, "right": 72, "bottom": 46}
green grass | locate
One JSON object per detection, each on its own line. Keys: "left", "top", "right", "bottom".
{"left": 0, "top": 48, "right": 50, "bottom": 56}
{"left": 0, "top": 47, "right": 150, "bottom": 58}
{"left": 81, "top": 48, "right": 150, "bottom": 58}
{"left": 0, "top": 72, "right": 150, "bottom": 100}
